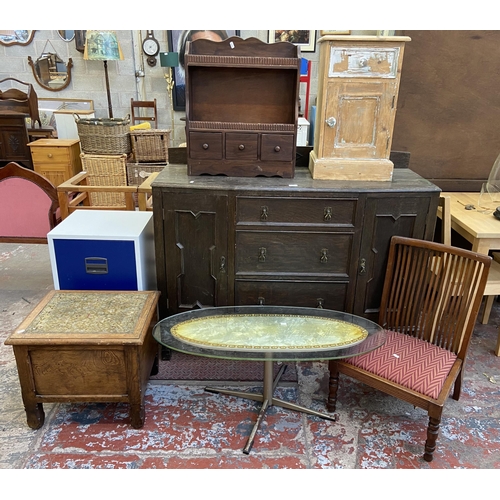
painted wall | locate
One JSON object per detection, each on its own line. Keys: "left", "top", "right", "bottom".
{"left": 0, "top": 30, "right": 324, "bottom": 147}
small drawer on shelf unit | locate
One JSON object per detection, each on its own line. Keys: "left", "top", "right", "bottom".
{"left": 260, "top": 134, "right": 294, "bottom": 161}
{"left": 235, "top": 230, "right": 353, "bottom": 275}
{"left": 235, "top": 280, "right": 350, "bottom": 310}
{"left": 189, "top": 132, "right": 223, "bottom": 159}
{"left": 225, "top": 133, "right": 258, "bottom": 160}
{"left": 236, "top": 197, "right": 358, "bottom": 226}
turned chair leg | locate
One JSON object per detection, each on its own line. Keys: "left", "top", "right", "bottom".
{"left": 424, "top": 415, "right": 441, "bottom": 462}
{"left": 327, "top": 360, "right": 340, "bottom": 412}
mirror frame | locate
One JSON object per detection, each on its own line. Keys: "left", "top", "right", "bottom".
{"left": 0, "top": 30, "right": 35, "bottom": 46}
{"left": 58, "top": 30, "right": 75, "bottom": 42}
{"left": 28, "top": 55, "right": 73, "bottom": 92}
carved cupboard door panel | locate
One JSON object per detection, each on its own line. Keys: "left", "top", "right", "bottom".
{"left": 161, "top": 191, "right": 228, "bottom": 314}
{"left": 353, "top": 194, "right": 434, "bottom": 321}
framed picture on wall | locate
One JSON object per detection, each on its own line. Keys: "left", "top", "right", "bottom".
{"left": 268, "top": 30, "right": 317, "bottom": 52}
{"left": 167, "top": 30, "right": 240, "bottom": 112}
{"left": 319, "top": 30, "right": 351, "bottom": 36}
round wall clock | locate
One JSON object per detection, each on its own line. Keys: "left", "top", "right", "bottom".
{"left": 142, "top": 30, "right": 160, "bottom": 67}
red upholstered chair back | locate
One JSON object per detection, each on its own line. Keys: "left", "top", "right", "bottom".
{"left": 0, "top": 162, "right": 60, "bottom": 243}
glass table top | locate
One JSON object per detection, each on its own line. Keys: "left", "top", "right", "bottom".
{"left": 153, "top": 306, "right": 386, "bottom": 362}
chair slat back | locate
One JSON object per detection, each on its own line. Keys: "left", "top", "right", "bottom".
{"left": 379, "top": 236, "right": 491, "bottom": 358}
{"left": 130, "top": 98, "right": 158, "bottom": 128}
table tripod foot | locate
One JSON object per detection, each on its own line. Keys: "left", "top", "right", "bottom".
{"left": 271, "top": 397, "right": 337, "bottom": 422}
{"left": 243, "top": 398, "right": 270, "bottom": 455}
{"left": 205, "top": 387, "right": 264, "bottom": 403}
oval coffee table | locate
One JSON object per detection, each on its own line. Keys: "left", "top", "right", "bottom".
{"left": 153, "top": 305, "right": 385, "bottom": 454}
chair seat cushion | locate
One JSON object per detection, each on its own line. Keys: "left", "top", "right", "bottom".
{"left": 344, "top": 330, "right": 457, "bottom": 399}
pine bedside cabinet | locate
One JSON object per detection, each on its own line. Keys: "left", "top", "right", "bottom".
{"left": 5, "top": 290, "right": 160, "bottom": 429}
{"left": 28, "top": 138, "right": 82, "bottom": 186}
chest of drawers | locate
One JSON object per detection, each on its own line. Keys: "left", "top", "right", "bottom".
{"left": 28, "top": 138, "right": 82, "bottom": 186}
{"left": 152, "top": 165, "right": 440, "bottom": 322}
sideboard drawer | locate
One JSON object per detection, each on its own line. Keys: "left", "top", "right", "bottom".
{"left": 260, "top": 134, "right": 294, "bottom": 161}
{"left": 235, "top": 230, "right": 353, "bottom": 275}
{"left": 226, "top": 133, "right": 258, "bottom": 160}
{"left": 236, "top": 196, "right": 357, "bottom": 226}
{"left": 189, "top": 132, "right": 223, "bottom": 159}
{"left": 235, "top": 280, "right": 350, "bottom": 310}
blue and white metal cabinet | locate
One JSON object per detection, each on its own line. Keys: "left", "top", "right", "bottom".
{"left": 48, "top": 210, "right": 156, "bottom": 291}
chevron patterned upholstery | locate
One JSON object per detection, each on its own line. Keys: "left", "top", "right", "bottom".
{"left": 344, "top": 329, "right": 457, "bottom": 399}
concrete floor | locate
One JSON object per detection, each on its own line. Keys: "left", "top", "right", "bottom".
{"left": 1, "top": 242, "right": 499, "bottom": 472}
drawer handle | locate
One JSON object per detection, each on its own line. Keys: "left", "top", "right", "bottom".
{"left": 47, "top": 153, "right": 53, "bottom": 158}
{"left": 260, "top": 206, "right": 268, "bottom": 221}
{"left": 326, "top": 117, "right": 337, "bottom": 128}
{"left": 324, "top": 207, "right": 332, "bottom": 221}
{"left": 274, "top": 146, "right": 281, "bottom": 152}
{"left": 258, "top": 247, "right": 267, "bottom": 262}
{"left": 238, "top": 144, "right": 245, "bottom": 150}
{"left": 359, "top": 258, "right": 366, "bottom": 275}
{"left": 220, "top": 256, "right": 226, "bottom": 273}
{"left": 85, "top": 257, "right": 108, "bottom": 275}
{"left": 320, "top": 248, "right": 328, "bottom": 263}
{"left": 317, "top": 298, "right": 324, "bottom": 309}
{"left": 258, "top": 296, "right": 265, "bottom": 305}
{"left": 202, "top": 143, "right": 209, "bottom": 150}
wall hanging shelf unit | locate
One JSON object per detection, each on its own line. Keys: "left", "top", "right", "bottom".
{"left": 185, "top": 36, "right": 301, "bottom": 178}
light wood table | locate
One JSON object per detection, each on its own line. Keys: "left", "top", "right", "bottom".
{"left": 440, "top": 192, "right": 500, "bottom": 355}
{"left": 5, "top": 290, "right": 160, "bottom": 429}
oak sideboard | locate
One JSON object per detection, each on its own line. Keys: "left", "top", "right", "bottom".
{"left": 152, "top": 165, "right": 440, "bottom": 322}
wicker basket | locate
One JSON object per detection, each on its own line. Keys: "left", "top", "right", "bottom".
{"left": 81, "top": 153, "right": 129, "bottom": 206}
{"left": 75, "top": 114, "right": 131, "bottom": 155}
{"left": 126, "top": 162, "right": 166, "bottom": 186}
{"left": 130, "top": 129, "right": 170, "bottom": 163}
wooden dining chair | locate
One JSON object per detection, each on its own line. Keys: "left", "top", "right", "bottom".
{"left": 328, "top": 236, "right": 491, "bottom": 462}
{"left": 130, "top": 98, "right": 158, "bottom": 128}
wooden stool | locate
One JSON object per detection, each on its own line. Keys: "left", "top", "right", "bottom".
{"left": 5, "top": 290, "right": 160, "bottom": 429}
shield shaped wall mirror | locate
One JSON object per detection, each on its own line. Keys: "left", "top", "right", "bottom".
{"left": 28, "top": 40, "right": 73, "bottom": 92}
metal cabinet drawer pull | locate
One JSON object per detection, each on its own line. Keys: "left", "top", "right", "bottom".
{"left": 324, "top": 207, "right": 332, "bottom": 221}
{"left": 359, "top": 258, "right": 366, "bottom": 274}
{"left": 202, "top": 143, "right": 209, "bottom": 150}
{"left": 320, "top": 248, "right": 328, "bottom": 263}
{"left": 258, "top": 296, "right": 265, "bottom": 305}
{"left": 274, "top": 146, "right": 281, "bottom": 152}
{"left": 258, "top": 247, "right": 267, "bottom": 262}
{"left": 317, "top": 298, "right": 324, "bottom": 309}
{"left": 220, "top": 256, "right": 226, "bottom": 272}
{"left": 238, "top": 144, "right": 245, "bottom": 150}
{"left": 260, "top": 206, "right": 268, "bottom": 221}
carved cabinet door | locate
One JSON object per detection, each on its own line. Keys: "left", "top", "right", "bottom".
{"left": 353, "top": 194, "right": 436, "bottom": 321}
{"left": 160, "top": 191, "right": 229, "bottom": 315}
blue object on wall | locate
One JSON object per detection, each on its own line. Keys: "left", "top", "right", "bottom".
{"left": 300, "top": 58, "right": 309, "bottom": 75}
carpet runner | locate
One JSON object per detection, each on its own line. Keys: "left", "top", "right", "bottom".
{"left": 150, "top": 350, "right": 298, "bottom": 382}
